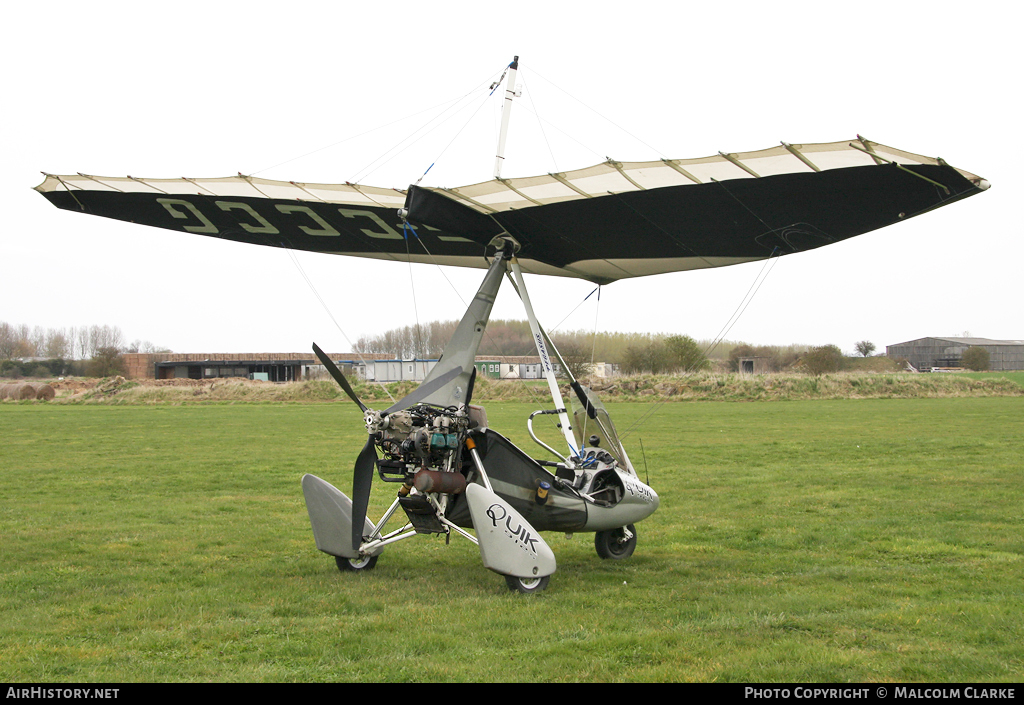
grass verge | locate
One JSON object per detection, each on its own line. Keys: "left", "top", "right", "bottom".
{"left": 7, "top": 371, "right": 1022, "bottom": 406}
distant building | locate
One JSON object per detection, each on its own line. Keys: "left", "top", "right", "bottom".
{"left": 737, "top": 356, "right": 771, "bottom": 374}
{"left": 123, "top": 352, "right": 325, "bottom": 382}
{"left": 122, "top": 352, "right": 619, "bottom": 382}
{"left": 473, "top": 359, "right": 502, "bottom": 379}
{"left": 358, "top": 359, "right": 438, "bottom": 382}
{"left": 886, "top": 337, "right": 1024, "bottom": 371}
{"left": 492, "top": 356, "right": 546, "bottom": 380}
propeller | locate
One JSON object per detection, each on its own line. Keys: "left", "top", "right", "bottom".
{"left": 349, "top": 435, "right": 378, "bottom": 552}
{"left": 312, "top": 343, "right": 465, "bottom": 551}
{"left": 312, "top": 343, "right": 366, "bottom": 412}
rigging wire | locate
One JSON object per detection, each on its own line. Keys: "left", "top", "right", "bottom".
{"left": 395, "top": 232, "right": 551, "bottom": 410}
{"left": 262, "top": 58, "right": 777, "bottom": 444}
{"left": 350, "top": 86, "right": 493, "bottom": 185}
{"left": 271, "top": 72, "right": 770, "bottom": 459}
{"left": 406, "top": 228, "right": 469, "bottom": 307}
{"left": 577, "top": 284, "right": 603, "bottom": 445}
{"left": 623, "top": 261, "right": 781, "bottom": 439}
{"left": 281, "top": 247, "right": 396, "bottom": 405}
{"left": 701, "top": 247, "right": 782, "bottom": 359}
{"left": 589, "top": 285, "right": 602, "bottom": 373}
{"left": 549, "top": 286, "right": 600, "bottom": 334}
{"left": 508, "top": 100, "right": 605, "bottom": 162}
{"left": 524, "top": 66, "right": 669, "bottom": 159}
{"left": 413, "top": 90, "right": 494, "bottom": 185}
{"left": 619, "top": 249, "right": 783, "bottom": 442}
{"left": 618, "top": 180, "right": 789, "bottom": 441}
{"left": 403, "top": 224, "right": 424, "bottom": 357}
{"left": 519, "top": 71, "right": 560, "bottom": 173}
{"left": 248, "top": 83, "right": 491, "bottom": 178}
{"left": 693, "top": 176, "right": 791, "bottom": 359}
{"left": 356, "top": 59, "right": 514, "bottom": 186}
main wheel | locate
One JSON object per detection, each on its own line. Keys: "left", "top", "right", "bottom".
{"left": 594, "top": 524, "right": 637, "bottom": 560}
{"left": 335, "top": 554, "right": 378, "bottom": 572}
{"left": 504, "top": 574, "right": 550, "bottom": 594}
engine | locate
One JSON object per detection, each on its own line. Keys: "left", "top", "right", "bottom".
{"left": 364, "top": 404, "right": 471, "bottom": 485}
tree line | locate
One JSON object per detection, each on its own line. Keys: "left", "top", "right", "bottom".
{"left": 0, "top": 321, "right": 170, "bottom": 378}
{"left": 352, "top": 319, "right": 982, "bottom": 376}
{"left": 13, "top": 316, "right": 985, "bottom": 380}
{"left": 353, "top": 319, "right": 774, "bottom": 375}
{"left": 352, "top": 319, "right": 723, "bottom": 371}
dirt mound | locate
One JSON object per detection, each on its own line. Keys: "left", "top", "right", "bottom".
{"left": 149, "top": 378, "right": 230, "bottom": 387}
{"left": 49, "top": 378, "right": 98, "bottom": 394}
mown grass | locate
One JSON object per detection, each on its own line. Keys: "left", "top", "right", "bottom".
{"left": 1, "top": 398, "right": 1022, "bottom": 682}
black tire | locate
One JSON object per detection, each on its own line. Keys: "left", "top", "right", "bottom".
{"left": 335, "top": 554, "right": 378, "bottom": 572}
{"left": 504, "top": 574, "right": 550, "bottom": 594}
{"left": 594, "top": 524, "right": 637, "bottom": 560}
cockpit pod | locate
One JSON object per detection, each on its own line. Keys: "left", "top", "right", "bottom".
{"left": 568, "top": 384, "right": 660, "bottom": 532}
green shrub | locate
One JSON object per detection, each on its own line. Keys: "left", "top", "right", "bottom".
{"left": 961, "top": 346, "right": 990, "bottom": 371}
{"left": 801, "top": 344, "right": 845, "bottom": 376}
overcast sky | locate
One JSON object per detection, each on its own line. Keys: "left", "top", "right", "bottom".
{"left": 4, "top": 1, "right": 1018, "bottom": 357}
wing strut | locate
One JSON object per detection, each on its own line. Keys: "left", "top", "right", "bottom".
{"left": 509, "top": 257, "right": 579, "bottom": 459}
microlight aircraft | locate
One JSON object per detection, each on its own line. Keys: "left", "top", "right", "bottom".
{"left": 34, "top": 57, "right": 989, "bottom": 592}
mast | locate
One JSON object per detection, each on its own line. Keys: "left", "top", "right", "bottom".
{"left": 492, "top": 55, "right": 577, "bottom": 461}
{"left": 493, "top": 56, "right": 520, "bottom": 179}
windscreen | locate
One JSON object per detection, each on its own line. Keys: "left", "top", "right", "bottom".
{"left": 570, "top": 385, "right": 634, "bottom": 474}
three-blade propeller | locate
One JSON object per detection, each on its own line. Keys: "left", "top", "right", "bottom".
{"left": 312, "top": 343, "right": 464, "bottom": 551}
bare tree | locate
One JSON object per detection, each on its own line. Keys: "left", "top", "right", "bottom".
{"left": 554, "top": 339, "right": 595, "bottom": 380}
{"left": 0, "top": 322, "right": 13, "bottom": 359}
{"left": 76, "top": 326, "right": 91, "bottom": 360}
{"left": 29, "top": 326, "right": 46, "bottom": 356}
{"left": 43, "top": 328, "right": 72, "bottom": 359}
{"left": 855, "top": 340, "right": 876, "bottom": 357}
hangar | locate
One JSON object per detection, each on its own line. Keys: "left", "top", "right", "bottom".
{"left": 124, "top": 352, "right": 329, "bottom": 382}
{"left": 123, "top": 352, "right": 618, "bottom": 382}
{"left": 123, "top": 352, "right": 440, "bottom": 383}
{"left": 886, "top": 337, "right": 1024, "bottom": 372}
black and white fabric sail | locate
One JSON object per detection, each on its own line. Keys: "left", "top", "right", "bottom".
{"left": 36, "top": 138, "right": 988, "bottom": 285}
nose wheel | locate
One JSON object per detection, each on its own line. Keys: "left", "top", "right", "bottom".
{"left": 594, "top": 524, "right": 636, "bottom": 560}
{"left": 336, "top": 554, "right": 379, "bottom": 572}
{"left": 504, "top": 574, "right": 551, "bottom": 593}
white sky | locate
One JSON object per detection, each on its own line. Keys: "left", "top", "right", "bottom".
{"left": 4, "top": 1, "right": 1019, "bottom": 357}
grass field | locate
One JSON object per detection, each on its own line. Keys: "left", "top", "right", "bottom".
{"left": 2, "top": 397, "right": 1022, "bottom": 682}
{"left": 961, "top": 371, "right": 1024, "bottom": 387}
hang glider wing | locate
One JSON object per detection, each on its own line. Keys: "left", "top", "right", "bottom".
{"left": 35, "top": 138, "right": 988, "bottom": 285}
